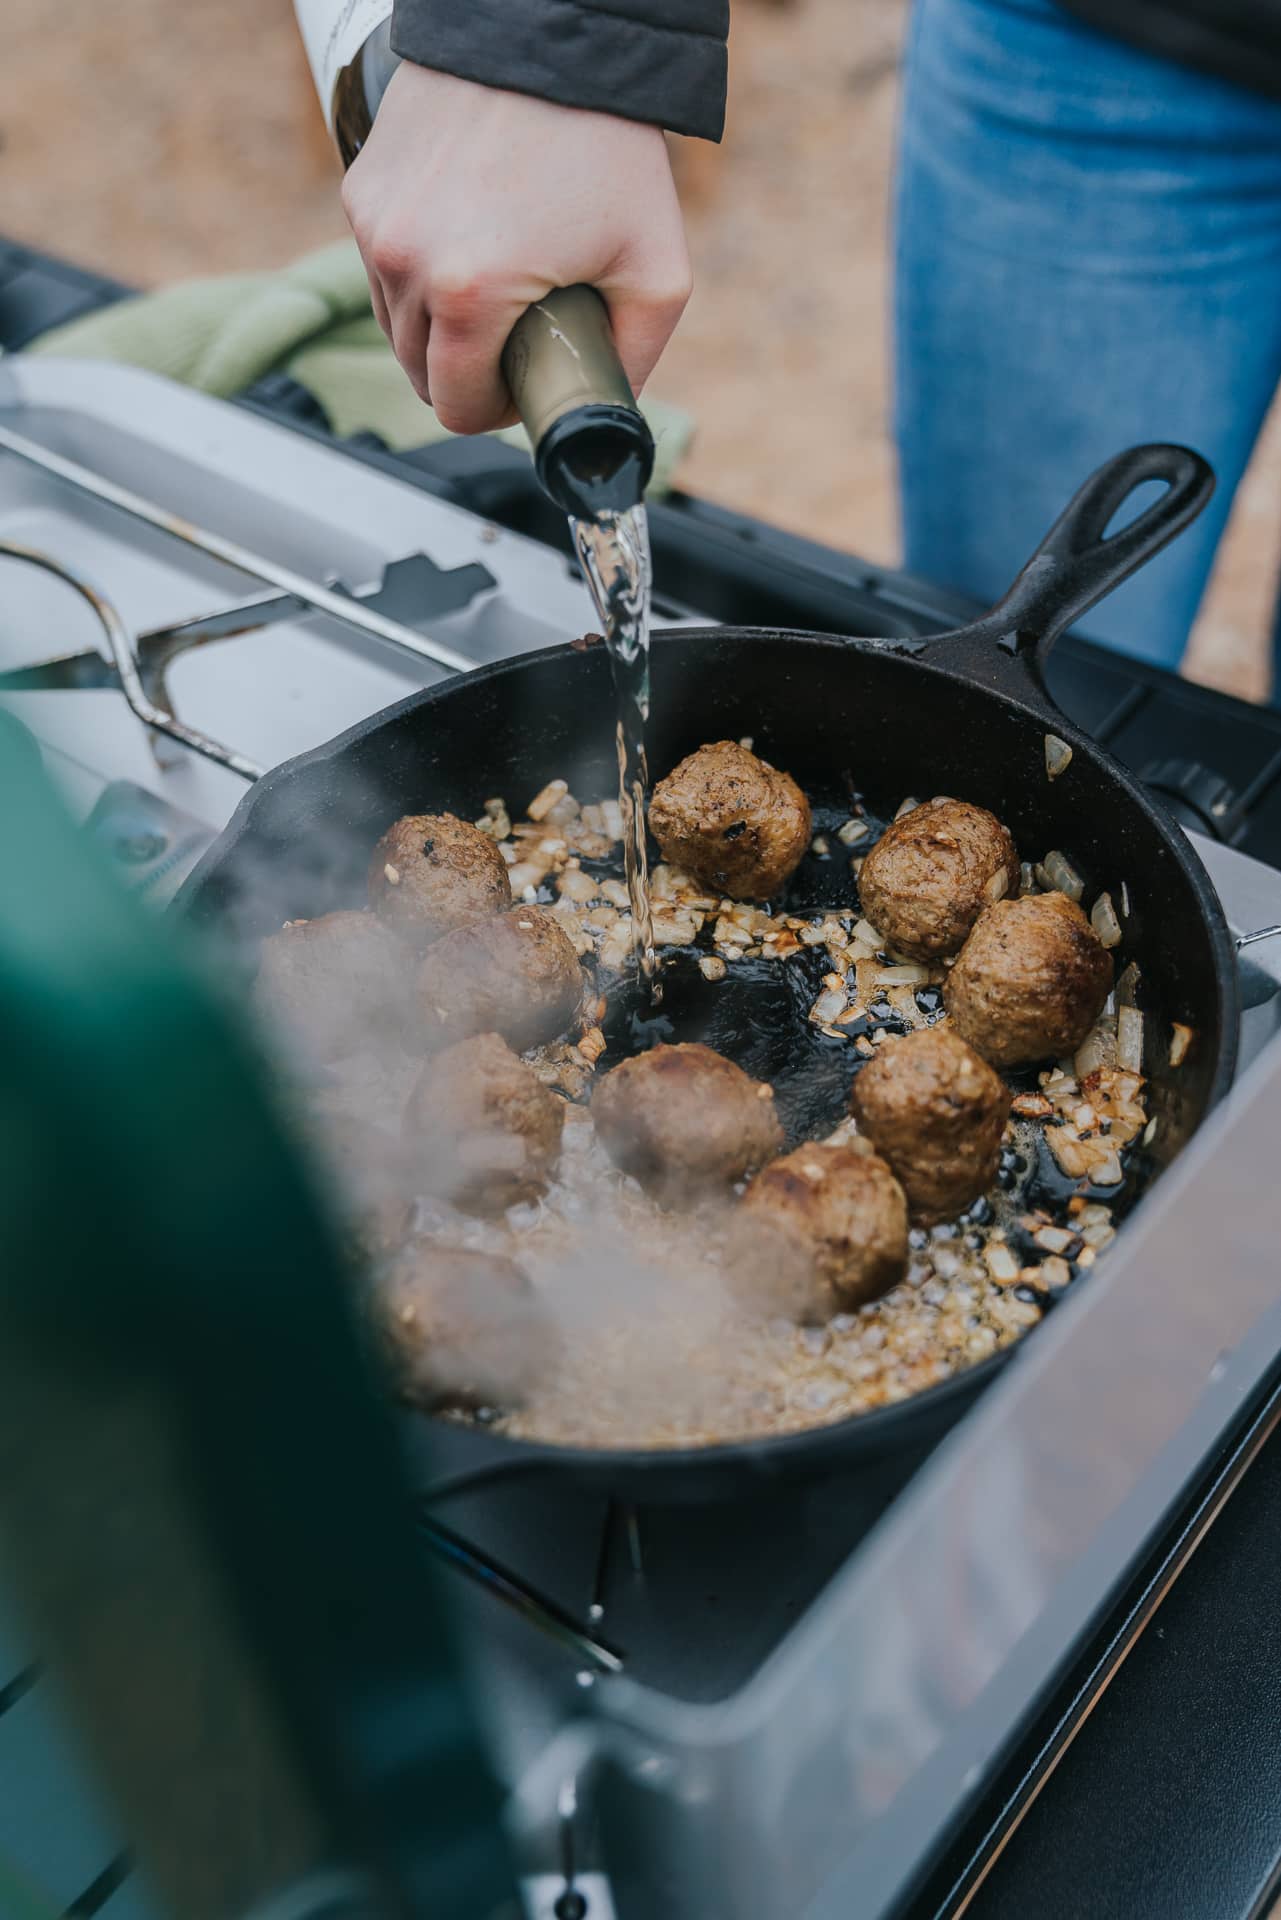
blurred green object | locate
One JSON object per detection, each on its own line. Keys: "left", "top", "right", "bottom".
{"left": 0, "top": 712, "right": 512, "bottom": 1920}
{"left": 28, "top": 237, "right": 695, "bottom": 490}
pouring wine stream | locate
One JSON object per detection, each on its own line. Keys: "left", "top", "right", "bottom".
{"left": 572, "top": 505, "right": 659, "bottom": 990}
{"left": 502, "top": 285, "right": 663, "bottom": 995}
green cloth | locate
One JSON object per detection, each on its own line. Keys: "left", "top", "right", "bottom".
{"left": 29, "top": 238, "right": 693, "bottom": 495}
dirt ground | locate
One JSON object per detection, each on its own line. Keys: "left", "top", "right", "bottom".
{"left": 1, "top": 0, "right": 1277, "bottom": 699}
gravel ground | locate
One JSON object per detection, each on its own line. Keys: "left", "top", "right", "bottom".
{"left": 1, "top": 0, "right": 1276, "bottom": 698}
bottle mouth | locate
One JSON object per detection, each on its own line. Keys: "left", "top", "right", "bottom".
{"left": 535, "top": 405, "right": 656, "bottom": 519}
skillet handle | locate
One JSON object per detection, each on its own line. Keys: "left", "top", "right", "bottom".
{"left": 953, "top": 443, "right": 1215, "bottom": 667}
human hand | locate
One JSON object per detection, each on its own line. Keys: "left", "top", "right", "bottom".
{"left": 342, "top": 63, "right": 693, "bottom": 433}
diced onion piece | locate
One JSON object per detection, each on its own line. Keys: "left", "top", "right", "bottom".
{"left": 1119, "top": 881, "right": 1131, "bottom": 918}
{"left": 1115, "top": 960, "right": 1142, "bottom": 1007}
{"left": 1117, "top": 1004, "right": 1145, "bottom": 1073}
{"left": 852, "top": 918, "right": 884, "bottom": 949}
{"left": 811, "top": 988, "right": 847, "bottom": 1024}
{"left": 895, "top": 796, "right": 921, "bottom": 819}
{"left": 1049, "top": 1132, "right": 1092, "bottom": 1178}
{"left": 1040, "top": 849, "right": 1085, "bottom": 903}
{"left": 985, "top": 1243, "right": 1020, "bottom": 1284}
{"left": 1142, "top": 1116, "right": 1159, "bottom": 1147}
{"left": 1020, "top": 861, "right": 1039, "bottom": 895}
{"left": 810, "top": 835, "right": 831, "bottom": 857}
{"left": 557, "top": 868, "right": 599, "bottom": 904}
{"left": 1090, "top": 890, "right": 1123, "bottom": 949}
{"left": 1045, "top": 734, "right": 1074, "bottom": 781}
{"left": 1169, "top": 1021, "right": 1194, "bottom": 1068}
{"left": 527, "top": 778, "right": 568, "bottom": 822}
{"left": 838, "top": 818, "right": 869, "bottom": 846}
{"left": 699, "top": 955, "right": 727, "bottom": 983}
{"left": 1092, "top": 1151, "right": 1125, "bottom": 1186}
{"left": 872, "top": 964, "right": 930, "bottom": 986}
{"left": 985, "top": 866, "right": 1011, "bottom": 904}
{"left": 1074, "top": 1022, "right": 1118, "bottom": 1080}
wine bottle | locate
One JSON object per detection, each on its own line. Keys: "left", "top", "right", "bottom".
{"left": 293, "top": 1, "right": 655, "bottom": 516}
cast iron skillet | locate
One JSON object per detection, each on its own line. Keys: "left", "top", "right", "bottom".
{"left": 179, "top": 444, "right": 1238, "bottom": 1503}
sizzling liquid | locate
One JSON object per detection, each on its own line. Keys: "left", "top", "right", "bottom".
{"left": 571, "top": 506, "right": 658, "bottom": 992}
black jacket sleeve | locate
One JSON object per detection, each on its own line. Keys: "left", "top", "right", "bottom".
{"left": 390, "top": 0, "right": 729, "bottom": 141}
{"left": 1057, "top": 0, "right": 1281, "bottom": 102}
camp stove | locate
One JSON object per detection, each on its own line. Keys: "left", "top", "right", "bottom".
{"left": 6, "top": 357, "right": 1281, "bottom": 1920}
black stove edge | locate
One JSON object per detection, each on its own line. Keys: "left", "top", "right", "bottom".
{"left": 901, "top": 1355, "right": 1281, "bottom": 1920}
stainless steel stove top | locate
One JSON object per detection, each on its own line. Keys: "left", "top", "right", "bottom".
{"left": 5, "top": 357, "right": 1281, "bottom": 1920}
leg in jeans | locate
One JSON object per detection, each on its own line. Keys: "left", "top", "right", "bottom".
{"left": 894, "top": 0, "right": 1281, "bottom": 675}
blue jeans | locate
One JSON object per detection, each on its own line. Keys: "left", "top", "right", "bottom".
{"left": 894, "top": 0, "right": 1281, "bottom": 682}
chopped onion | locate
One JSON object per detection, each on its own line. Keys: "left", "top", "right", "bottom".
{"left": 853, "top": 918, "right": 884, "bottom": 949}
{"left": 1142, "top": 1116, "right": 1159, "bottom": 1147}
{"left": 527, "top": 778, "right": 569, "bottom": 822}
{"left": 838, "top": 818, "right": 869, "bottom": 846}
{"left": 1090, "top": 891, "right": 1123, "bottom": 949}
{"left": 1049, "top": 1132, "right": 1091, "bottom": 1178}
{"left": 1045, "top": 734, "right": 1074, "bottom": 781}
{"left": 1117, "top": 1005, "right": 1145, "bottom": 1073}
{"left": 1034, "top": 1225, "right": 1075, "bottom": 1255}
{"left": 1039, "top": 849, "right": 1085, "bottom": 903}
{"left": 1074, "top": 1023, "right": 1118, "bottom": 1079}
{"left": 1020, "top": 861, "right": 1040, "bottom": 895}
{"left": 1169, "top": 1021, "right": 1194, "bottom": 1068}
{"left": 1115, "top": 960, "right": 1142, "bottom": 1007}
{"left": 985, "top": 867, "right": 1011, "bottom": 904}
{"left": 895, "top": 796, "right": 921, "bottom": 819}
{"left": 811, "top": 988, "right": 847, "bottom": 1024}
{"left": 1092, "top": 1151, "right": 1125, "bottom": 1187}
{"left": 873, "top": 963, "right": 930, "bottom": 986}
{"left": 1119, "top": 881, "right": 1131, "bottom": 918}
{"left": 699, "top": 955, "right": 727, "bottom": 983}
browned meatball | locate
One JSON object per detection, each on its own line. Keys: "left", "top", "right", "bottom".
{"left": 415, "top": 905, "right": 584, "bottom": 1051}
{"left": 945, "top": 891, "right": 1114, "bottom": 1068}
{"left": 648, "top": 740, "right": 812, "bottom": 900}
{"left": 255, "top": 910, "right": 410, "bottom": 1061}
{"left": 290, "top": 1052, "right": 422, "bottom": 1261}
{"left": 367, "top": 812, "right": 511, "bottom": 948}
{"left": 858, "top": 800, "right": 1020, "bottom": 961}
{"left": 592, "top": 1042, "right": 783, "bottom": 1203}
{"left": 370, "top": 1242, "right": 553, "bottom": 1410}
{"left": 735, "top": 1143, "right": 908, "bottom": 1319}
{"left": 404, "top": 1032, "right": 565, "bottom": 1213}
{"left": 849, "top": 1027, "right": 1009, "bottom": 1222}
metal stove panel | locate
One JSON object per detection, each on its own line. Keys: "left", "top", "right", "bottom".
{"left": 559, "top": 1034, "right": 1281, "bottom": 1920}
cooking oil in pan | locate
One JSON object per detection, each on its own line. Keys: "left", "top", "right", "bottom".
{"left": 572, "top": 504, "right": 659, "bottom": 995}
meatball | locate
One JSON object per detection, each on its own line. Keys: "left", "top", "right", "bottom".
{"left": 592, "top": 1042, "right": 783, "bottom": 1203}
{"left": 292, "top": 1052, "right": 422, "bottom": 1261}
{"left": 649, "top": 740, "right": 811, "bottom": 900}
{"left": 849, "top": 1026, "right": 1009, "bottom": 1222}
{"left": 255, "top": 910, "right": 410, "bottom": 1061}
{"left": 415, "top": 905, "right": 583, "bottom": 1051}
{"left": 858, "top": 800, "right": 1019, "bottom": 961}
{"left": 367, "top": 812, "right": 511, "bottom": 948}
{"left": 735, "top": 1143, "right": 908, "bottom": 1319}
{"left": 945, "top": 891, "right": 1114, "bottom": 1068}
{"left": 370, "top": 1242, "right": 553, "bottom": 1410}
{"left": 404, "top": 1032, "right": 565, "bottom": 1213}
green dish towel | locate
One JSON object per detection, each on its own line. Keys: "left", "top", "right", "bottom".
{"left": 29, "top": 238, "right": 693, "bottom": 496}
